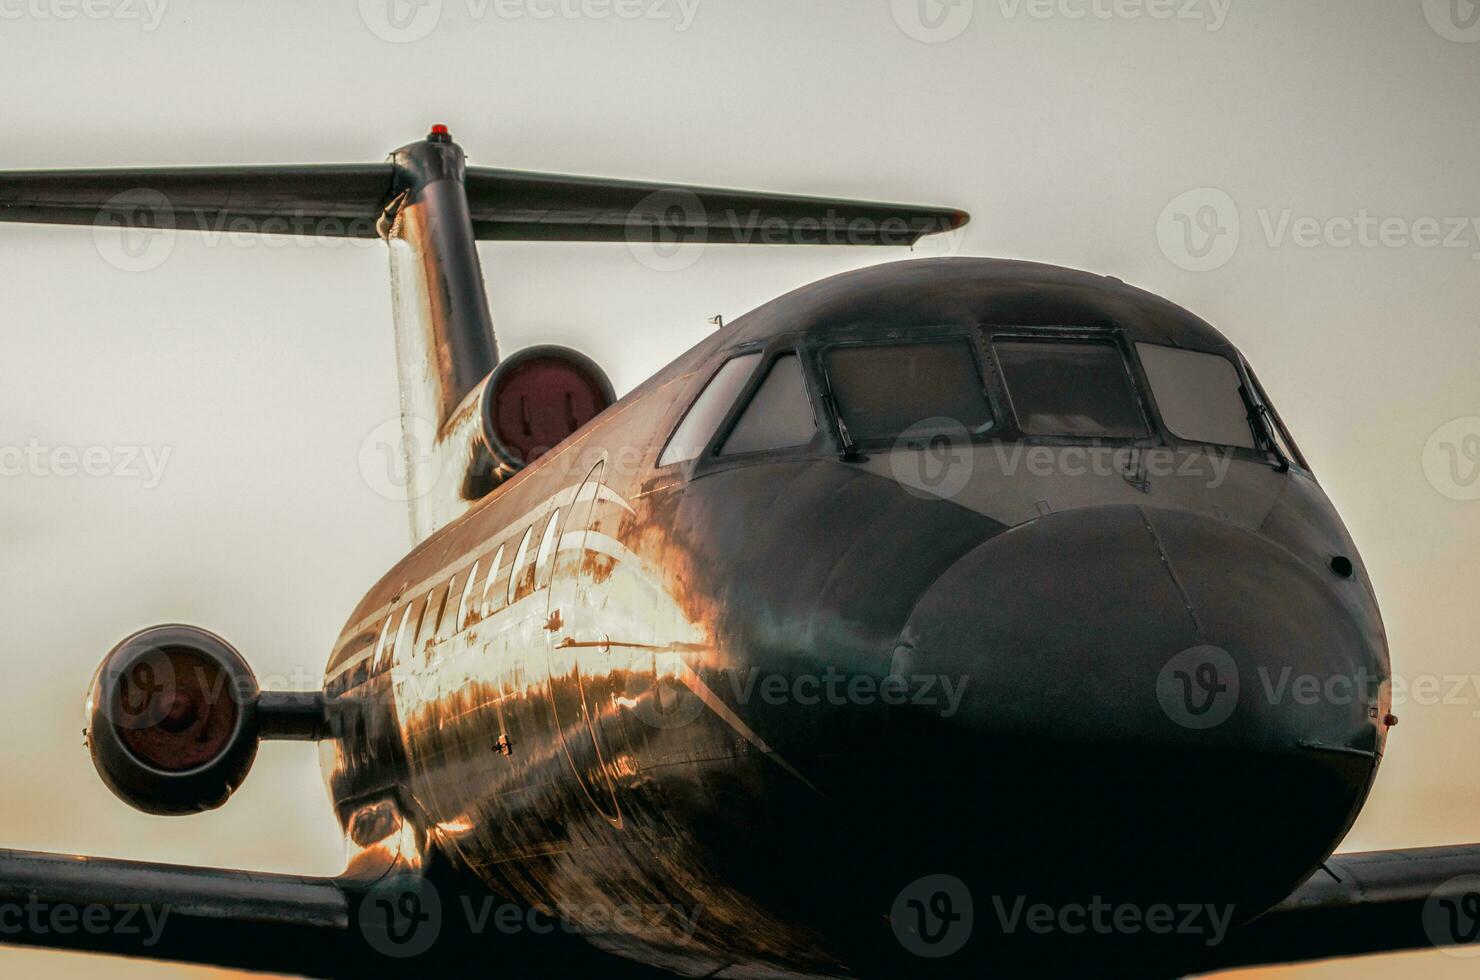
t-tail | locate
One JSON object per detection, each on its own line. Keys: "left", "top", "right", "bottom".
{"left": 0, "top": 124, "right": 968, "bottom": 541}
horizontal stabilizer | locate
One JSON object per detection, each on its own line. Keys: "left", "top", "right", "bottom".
{"left": 462, "top": 167, "right": 968, "bottom": 245}
{"left": 0, "top": 165, "right": 395, "bottom": 237}
{"left": 0, "top": 162, "right": 967, "bottom": 246}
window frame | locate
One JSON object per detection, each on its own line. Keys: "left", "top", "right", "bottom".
{"left": 458, "top": 561, "right": 480, "bottom": 632}
{"left": 506, "top": 525, "right": 536, "bottom": 605}
{"left": 657, "top": 325, "right": 1303, "bottom": 472}
{"left": 481, "top": 544, "right": 506, "bottom": 617}
{"left": 984, "top": 327, "right": 1158, "bottom": 446}
{"left": 712, "top": 349, "right": 827, "bottom": 462}
{"left": 811, "top": 327, "right": 1003, "bottom": 453}
{"left": 656, "top": 349, "right": 765, "bottom": 471}
{"left": 534, "top": 507, "right": 562, "bottom": 591}
{"left": 1240, "top": 355, "right": 1312, "bottom": 474}
{"left": 1132, "top": 342, "right": 1261, "bottom": 452}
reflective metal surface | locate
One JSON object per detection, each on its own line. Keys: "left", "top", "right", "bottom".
{"left": 321, "top": 258, "right": 1391, "bottom": 977}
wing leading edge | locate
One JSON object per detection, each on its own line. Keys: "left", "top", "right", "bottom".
{"left": 1191, "top": 844, "right": 1480, "bottom": 972}
{"left": 0, "top": 163, "right": 966, "bottom": 246}
{"left": 0, "top": 848, "right": 352, "bottom": 975}
{"left": 8, "top": 844, "right": 1480, "bottom": 974}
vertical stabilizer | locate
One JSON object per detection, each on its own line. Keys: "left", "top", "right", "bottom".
{"left": 380, "top": 126, "right": 500, "bottom": 542}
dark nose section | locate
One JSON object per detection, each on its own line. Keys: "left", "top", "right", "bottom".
{"left": 889, "top": 504, "right": 1387, "bottom": 920}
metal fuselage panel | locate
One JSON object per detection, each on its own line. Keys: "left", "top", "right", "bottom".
{"left": 320, "top": 259, "right": 1390, "bottom": 977}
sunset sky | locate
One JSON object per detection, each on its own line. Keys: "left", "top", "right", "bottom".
{"left": 1, "top": 1, "right": 1478, "bottom": 976}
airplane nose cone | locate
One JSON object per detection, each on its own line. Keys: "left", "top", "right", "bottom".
{"left": 889, "top": 504, "right": 1387, "bottom": 925}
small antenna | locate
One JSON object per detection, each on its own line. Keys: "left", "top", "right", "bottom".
{"left": 708, "top": 314, "right": 724, "bottom": 329}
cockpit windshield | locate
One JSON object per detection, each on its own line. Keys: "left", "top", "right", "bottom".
{"left": 1135, "top": 343, "right": 1257, "bottom": 450}
{"left": 824, "top": 339, "right": 994, "bottom": 442}
{"left": 994, "top": 338, "right": 1149, "bottom": 439}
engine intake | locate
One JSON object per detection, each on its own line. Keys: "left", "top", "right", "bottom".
{"left": 481, "top": 344, "right": 615, "bottom": 470}
{"left": 85, "top": 625, "right": 323, "bottom": 816}
{"left": 394, "top": 344, "right": 616, "bottom": 540}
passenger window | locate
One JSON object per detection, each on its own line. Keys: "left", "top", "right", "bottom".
{"left": 459, "top": 562, "right": 480, "bottom": 630}
{"left": 419, "top": 587, "right": 444, "bottom": 647}
{"left": 658, "top": 353, "right": 762, "bottom": 467}
{"left": 437, "top": 574, "right": 462, "bottom": 640}
{"left": 481, "top": 545, "right": 505, "bottom": 616}
{"left": 373, "top": 613, "right": 394, "bottom": 672}
{"left": 556, "top": 463, "right": 604, "bottom": 585}
{"left": 995, "top": 339, "right": 1148, "bottom": 438}
{"left": 535, "top": 509, "right": 561, "bottom": 589}
{"left": 507, "top": 526, "right": 536, "bottom": 605}
{"left": 392, "top": 604, "right": 415, "bottom": 666}
{"left": 825, "top": 339, "right": 994, "bottom": 442}
{"left": 1135, "top": 344, "right": 1257, "bottom": 449}
{"left": 721, "top": 354, "right": 818, "bottom": 455}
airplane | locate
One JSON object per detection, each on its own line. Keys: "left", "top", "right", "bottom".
{"left": 0, "top": 125, "right": 1477, "bottom": 979}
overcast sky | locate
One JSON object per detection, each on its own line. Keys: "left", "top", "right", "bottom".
{"left": 1, "top": 1, "right": 1478, "bottom": 976}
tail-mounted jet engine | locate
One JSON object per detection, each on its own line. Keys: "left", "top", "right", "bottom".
{"left": 481, "top": 345, "right": 615, "bottom": 472}
{"left": 431, "top": 345, "right": 616, "bottom": 521}
{"left": 84, "top": 625, "right": 325, "bottom": 816}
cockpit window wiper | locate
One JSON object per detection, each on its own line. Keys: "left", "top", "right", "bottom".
{"left": 1244, "top": 360, "right": 1311, "bottom": 474}
{"left": 1238, "top": 383, "right": 1290, "bottom": 473}
{"left": 817, "top": 363, "right": 864, "bottom": 462}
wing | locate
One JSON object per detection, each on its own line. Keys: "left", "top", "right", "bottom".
{"left": 0, "top": 163, "right": 966, "bottom": 246}
{"left": 0, "top": 848, "right": 353, "bottom": 975}
{"left": 0, "top": 847, "right": 682, "bottom": 977}
{"left": 1195, "top": 844, "right": 1480, "bottom": 971}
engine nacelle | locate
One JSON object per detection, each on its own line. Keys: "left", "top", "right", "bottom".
{"left": 85, "top": 625, "right": 261, "bottom": 816}
{"left": 402, "top": 345, "right": 616, "bottom": 540}
{"left": 479, "top": 344, "right": 616, "bottom": 470}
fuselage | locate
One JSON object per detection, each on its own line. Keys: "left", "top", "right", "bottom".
{"left": 319, "top": 258, "right": 1390, "bottom": 977}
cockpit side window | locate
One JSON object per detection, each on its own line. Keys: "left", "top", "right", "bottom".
{"left": 1135, "top": 343, "right": 1257, "bottom": 449}
{"left": 720, "top": 354, "right": 818, "bottom": 456}
{"left": 824, "top": 339, "right": 994, "bottom": 443}
{"left": 658, "top": 353, "right": 762, "bottom": 467}
{"left": 994, "top": 339, "right": 1149, "bottom": 439}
